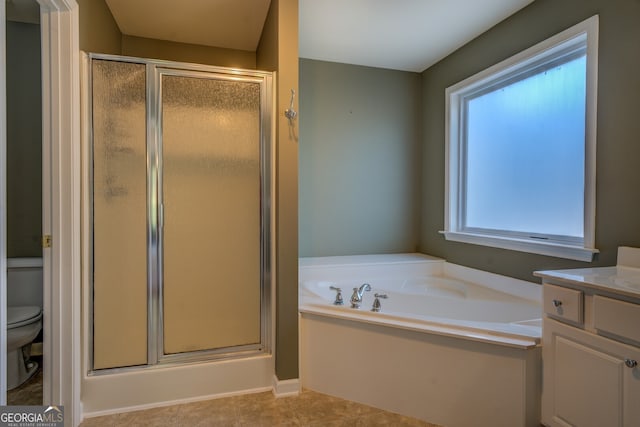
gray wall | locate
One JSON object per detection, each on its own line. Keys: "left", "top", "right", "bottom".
{"left": 299, "top": 1, "right": 640, "bottom": 282}
{"left": 420, "top": 0, "right": 640, "bottom": 281}
{"left": 7, "top": 21, "right": 42, "bottom": 257}
{"left": 299, "top": 59, "right": 422, "bottom": 257}
{"left": 257, "top": 0, "right": 300, "bottom": 381}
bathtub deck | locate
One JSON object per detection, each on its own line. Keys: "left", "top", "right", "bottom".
{"left": 299, "top": 303, "right": 539, "bottom": 349}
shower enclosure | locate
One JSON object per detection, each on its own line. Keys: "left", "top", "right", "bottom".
{"left": 87, "top": 54, "right": 273, "bottom": 371}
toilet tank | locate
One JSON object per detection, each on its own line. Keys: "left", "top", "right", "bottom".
{"left": 7, "top": 258, "right": 43, "bottom": 308}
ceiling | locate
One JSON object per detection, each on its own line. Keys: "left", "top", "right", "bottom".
{"left": 299, "top": 0, "right": 535, "bottom": 72}
{"left": 7, "top": 0, "right": 534, "bottom": 72}
{"left": 105, "top": 0, "right": 272, "bottom": 52}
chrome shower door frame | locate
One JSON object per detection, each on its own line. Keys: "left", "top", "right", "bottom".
{"left": 152, "top": 65, "right": 273, "bottom": 364}
{"left": 87, "top": 53, "right": 273, "bottom": 373}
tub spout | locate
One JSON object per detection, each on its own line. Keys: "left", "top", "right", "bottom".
{"left": 350, "top": 283, "right": 371, "bottom": 308}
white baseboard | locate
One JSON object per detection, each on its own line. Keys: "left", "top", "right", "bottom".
{"left": 83, "top": 386, "right": 272, "bottom": 419}
{"left": 271, "top": 375, "right": 300, "bottom": 398}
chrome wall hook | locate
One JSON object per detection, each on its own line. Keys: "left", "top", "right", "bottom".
{"left": 284, "top": 89, "right": 297, "bottom": 122}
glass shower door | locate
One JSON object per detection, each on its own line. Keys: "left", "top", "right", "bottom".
{"left": 159, "top": 71, "right": 263, "bottom": 356}
{"left": 91, "top": 59, "right": 148, "bottom": 370}
{"left": 89, "top": 55, "right": 272, "bottom": 371}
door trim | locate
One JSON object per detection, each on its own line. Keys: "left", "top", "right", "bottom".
{"left": 38, "top": 0, "right": 81, "bottom": 425}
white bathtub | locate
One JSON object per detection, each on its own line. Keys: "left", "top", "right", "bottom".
{"left": 299, "top": 253, "right": 542, "bottom": 427}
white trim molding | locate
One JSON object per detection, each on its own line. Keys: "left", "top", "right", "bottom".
{"left": 444, "top": 15, "right": 599, "bottom": 262}
{"left": 440, "top": 231, "right": 599, "bottom": 263}
{"left": 272, "top": 375, "right": 300, "bottom": 398}
{"left": 37, "top": 0, "right": 82, "bottom": 425}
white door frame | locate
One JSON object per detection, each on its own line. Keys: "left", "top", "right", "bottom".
{"left": 37, "top": 0, "right": 81, "bottom": 424}
{"left": 0, "top": 0, "right": 80, "bottom": 424}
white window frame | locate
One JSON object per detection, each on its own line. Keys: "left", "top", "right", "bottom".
{"left": 443, "top": 15, "right": 599, "bottom": 262}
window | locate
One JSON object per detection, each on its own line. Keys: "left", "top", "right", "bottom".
{"left": 443, "top": 16, "right": 599, "bottom": 261}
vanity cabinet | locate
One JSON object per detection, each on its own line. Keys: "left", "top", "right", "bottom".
{"left": 536, "top": 264, "right": 640, "bottom": 427}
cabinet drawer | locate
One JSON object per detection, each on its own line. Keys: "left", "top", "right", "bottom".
{"left": 594, "top": 295, "right": 640, "bottom": 344}
{"left": 544, "top": 283, "right": 583, "bottom": 324}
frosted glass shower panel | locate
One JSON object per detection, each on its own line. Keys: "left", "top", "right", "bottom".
{"left": 92, "top": 60, "right": 148, "bottom": 369}
{"left": 161, "top": 73, "right": 262, "bottom": 354}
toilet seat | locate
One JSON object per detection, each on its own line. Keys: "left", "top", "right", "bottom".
{"left": 7, "top": 306, "right": 42, "bottom": 330}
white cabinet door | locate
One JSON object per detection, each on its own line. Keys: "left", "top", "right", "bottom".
{"left": 554, "top": 336, "right": 622, "bottom": 426}
{"left": 543, "top": 319, "right": 640, "bottom": 427}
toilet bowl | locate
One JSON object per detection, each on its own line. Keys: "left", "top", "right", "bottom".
{"left": 7, "top": 306, "right": 43, "bottom": 390}
{"left": 6, "top": 258, "right": 43, "bottom": 390}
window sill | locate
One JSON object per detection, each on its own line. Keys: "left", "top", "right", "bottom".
{"left": 440, "top": 231, "right": 598, "bottom": 262}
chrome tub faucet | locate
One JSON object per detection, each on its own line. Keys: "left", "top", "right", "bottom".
{"left": 350, "top": 283, "right": 371, "bottom": 308}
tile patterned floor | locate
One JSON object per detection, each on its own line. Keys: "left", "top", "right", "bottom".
{"left": 6, "top": 357, "right": 441, "bottom": 426}
{"left": 6, "top": 356, "right": 43, "bottom": 406}
{"left": 79, "top": 390, "right": 442, "bottom": 427}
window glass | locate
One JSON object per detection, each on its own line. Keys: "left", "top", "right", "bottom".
{"left": 444, "top": 16, "right": 598, "bottom": 261}
{"left": 464, "top": 55, "right": 586, "bottom": 239}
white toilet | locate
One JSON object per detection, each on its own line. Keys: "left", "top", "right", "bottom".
{"left": 6, "top": 258, "right": 43, "bottom": 390}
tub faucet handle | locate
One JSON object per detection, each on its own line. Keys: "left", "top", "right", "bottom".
{"left": 329, "top": 286, "right": 344, "bottom": 305}
{"left": 371, "top": 293, "right": 388, "bottom": 312}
